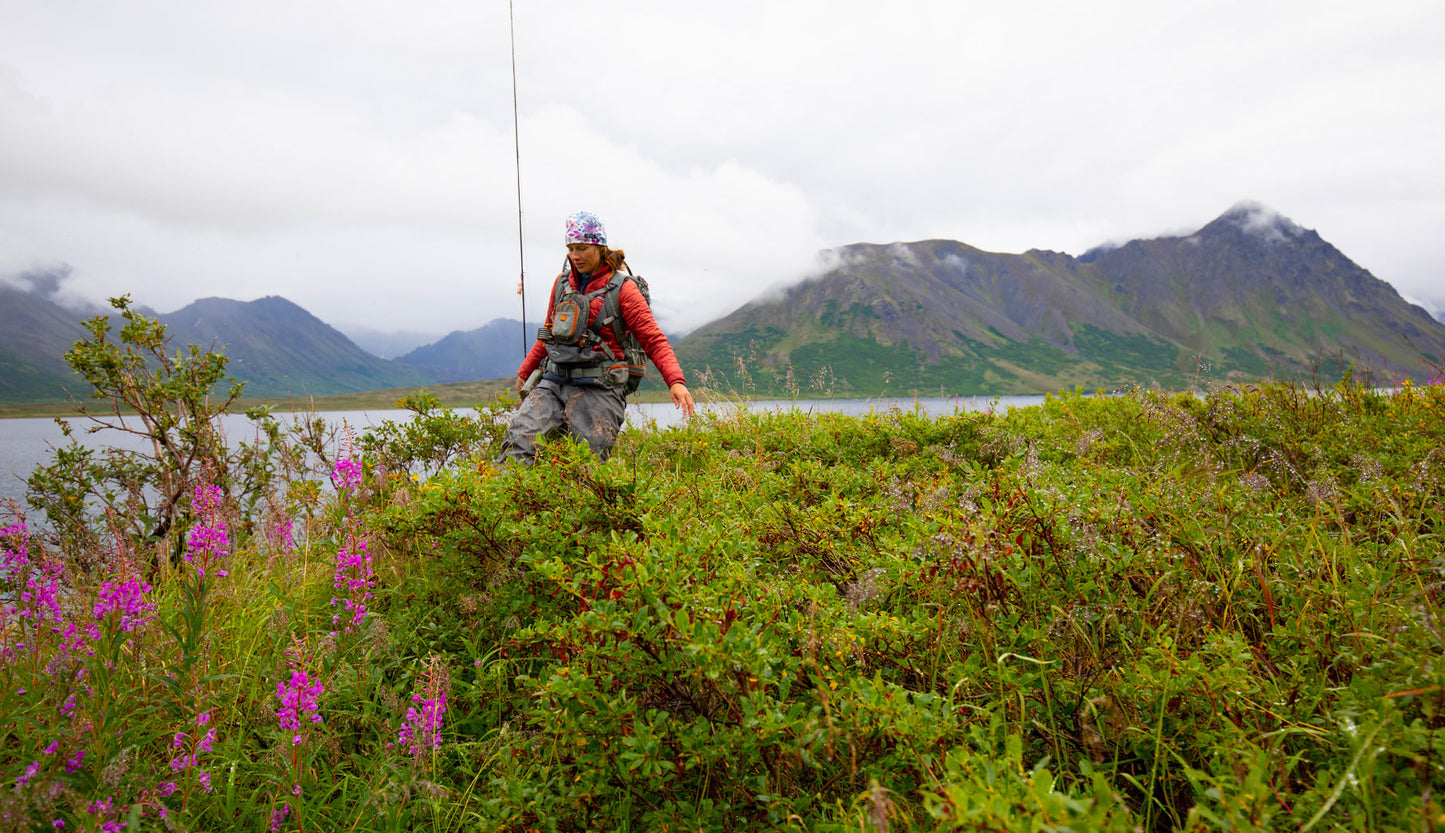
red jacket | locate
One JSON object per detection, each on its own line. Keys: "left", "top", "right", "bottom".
{"left": 516, "top": 265, "right": 687, "bottom": 388}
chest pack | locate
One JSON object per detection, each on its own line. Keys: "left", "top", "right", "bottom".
{"left": 538, "top": 265, "right": 651, "bottom": 395}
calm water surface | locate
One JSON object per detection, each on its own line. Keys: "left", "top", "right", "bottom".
{"left": 0, "top": 395, "right": 1045, "bottom": 510}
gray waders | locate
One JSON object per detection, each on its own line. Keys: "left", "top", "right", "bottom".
{"left": 497, "top": 378, "right": 627, "bottom": 466}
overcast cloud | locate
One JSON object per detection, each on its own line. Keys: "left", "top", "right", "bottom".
{"left": 2, "top": 0, "right": 1442, "bottom": 345}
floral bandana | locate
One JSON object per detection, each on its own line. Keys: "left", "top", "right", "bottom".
{"left": 564, "top": 210, "right": 607, "bottom": 246}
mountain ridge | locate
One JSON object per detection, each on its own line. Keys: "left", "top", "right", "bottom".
{"left": 392, "top": 318, "right": 538, "bottom": 384}
{"left": 154, "top": 295, "right": 434, "bottom": 398}
{"left": 0, "top": 269, "right": 93, "bottom": 401}
{"left": 3, "top": 202, "right": 1440, "bottom": 404}
{"left": 674, "top": 202, "right": 1444, "bottom": 394}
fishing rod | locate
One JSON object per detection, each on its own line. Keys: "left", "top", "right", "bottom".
{"left": 508, "top": 0, "right": 527, "bottom": 356}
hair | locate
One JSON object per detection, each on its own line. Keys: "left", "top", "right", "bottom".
{"left": 601, "top": 246, "right": 628, "bottom": 272}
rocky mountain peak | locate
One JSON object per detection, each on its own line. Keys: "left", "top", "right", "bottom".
{"left": 1199, "top": 200, "right": 1309, "bottom": 246}
{"left": 676, "top": 202, "right": 1445, "bottom": 393}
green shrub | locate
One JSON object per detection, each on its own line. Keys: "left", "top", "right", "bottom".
{"left": 5, "top": 378, "right": 1443, "bottom": 830}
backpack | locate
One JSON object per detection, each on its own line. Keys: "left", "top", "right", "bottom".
{"left": 548, "top": 265, "right": 651, "bottom": 395}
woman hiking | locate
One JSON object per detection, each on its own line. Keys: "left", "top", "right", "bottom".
{"left": 498, "top": 210, "right": 696, "bottom": 465}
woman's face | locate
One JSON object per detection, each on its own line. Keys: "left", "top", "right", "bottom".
{"left": 567, "top": 243, "right": 604, "bottom": 275}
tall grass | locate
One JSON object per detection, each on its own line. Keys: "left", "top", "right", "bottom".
{"left": 3, "top": 378, "right": 1442, "bottom": 830}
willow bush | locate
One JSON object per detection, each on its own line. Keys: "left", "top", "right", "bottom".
{"left": 2, "top": 377, "right": 1442, "bottom": 831}
{"left": 384, "top": 378, "right": 1442, "bottom": 830}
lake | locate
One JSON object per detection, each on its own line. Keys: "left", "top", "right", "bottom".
{"left": 0, "top": 394, "right": 1046, "bottom": 511}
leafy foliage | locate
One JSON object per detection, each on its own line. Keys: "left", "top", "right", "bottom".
{"left": 384, "top": 378, "right": 1443, "bottom": 829}
{"left": 358, "top": 390, "right": 508, "bottom": 479}
{"left": 3, "top": 370, "right": 1443, "bottom": 830}
{"left": 27, "top": 296, "right": 243, "bottom": 564}
{"left": 24, "top": 297, "right": 336, "bottom": 570}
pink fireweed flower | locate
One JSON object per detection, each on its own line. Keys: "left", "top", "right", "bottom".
{"left": 269, "top": 804, "right": 290, "bottom": 832}
{"left": 329, "top": 522, "right": 375, "bottom": 635}
{"left": 3, "top": 528, "right": 66, "bottom": 660}
{"left": 87, "top": 798, "right": 125, "bottom": 833}
{"left": 396, "top": 656, "right": 451, "bottom": 765}
{"left": 332, "top": 456, "right": 363, "bottom": 493}
{"left": 93, "top": 575, "right": 155, "bottom": 633}
{"left": 5, "top": 523, "right": 65, "bottom": 626}
{"left": 2, "top": 522, "right": 30, "bottom": 571}
{"left": 16, "top": 760, "right": 40, "bottom": 786}
{"left": 19, "top": 563, "right": 65, "bottom": 625}
{"left": 276, "top": 670, "right": 324, "bottom": 744}
{"left": 170, "top": 711, "right": 217, "bottom": 790}
{"left": 57, "top": 620, "right": 102, "bottom": 656}
{"left": 267, "top": 515, "right": 296, "bottom": 553}
{"left": 184, "top": 484, "right": 230, "bottom": 579}
{"left": 397, "top": 692, "right": 448, "bottom": 760}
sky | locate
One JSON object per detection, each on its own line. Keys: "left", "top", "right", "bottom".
{"left": 2, "top": 0, "right": 1443, "bottom": 348}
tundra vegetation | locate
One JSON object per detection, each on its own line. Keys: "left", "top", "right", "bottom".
{"left": 1, "top": 301, "right": 1442, "bottom": 831}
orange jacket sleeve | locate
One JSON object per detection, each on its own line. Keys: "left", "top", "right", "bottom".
{"left": 618, "top": 279, "right": 686, "bottom": 388}
{"left": 515, "top": 278, "right": 559, "bottom": 381}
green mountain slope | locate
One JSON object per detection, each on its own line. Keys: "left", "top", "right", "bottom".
{"left": 0, "top": 288, "right": 440, "bottom": 404}
{"left": 4, "top": 203, "right": 1438, "bottom": 404}
{"left": 1080, "top": 204, "right": 1443, "bottom": 377}
{"left": 0, "top": 278, "right": 91, "bottom": 402}
{"left": 677, "top": 203, "right": 1444, "bottom": 395}
{"left": 157, "top": 296, "right": 435, "bottom": 398}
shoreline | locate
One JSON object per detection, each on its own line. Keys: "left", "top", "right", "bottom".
{"left": 1, "top": 379, "right": 1055, "bottom": 420}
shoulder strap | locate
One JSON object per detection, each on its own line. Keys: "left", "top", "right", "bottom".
{"left": 551, "top": 271, "right": 570, "bottom": 308}
{"left": 557, "top": 266, "right": 619, "bottom": 308}
{"left": 598, "top": 269, "right": 643, "bottom": 347}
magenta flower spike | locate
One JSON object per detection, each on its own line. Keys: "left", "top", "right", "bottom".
{"left": 94, "top": 574, "right": 155, "bottom": 633}
{"left": 332, "top": 457, "right": 363, "bottom": 493}
{"left": 329, "top": 521, "right": 375, "bottom": 635}
{"left": 275, "top": 670, "right": 324, "bottom": 744}
{"left": 397, "top": 692, "right": 448, "bottom": 760}
{"left": 184, "top": 483, "right": 230, "bottom": 579}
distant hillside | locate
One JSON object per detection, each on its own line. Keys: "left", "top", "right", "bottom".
{"left": 338, "top": 324, "right": 446, "bottom": 360}
{"left": 1079, "top": 205, "right": 1442, "bottom": 380}
{"left": 0, "top": 280, "right": 529, "bottom": 405}
{"left": 5, "top": 203, "right": 1440, "bottom": 405}
{"left": 157, "top": 296, "right": 434, "bottom": 398}
{"left": 393, "top": 318, "right": 538, "bottom": 383}
{"left": 0, "top": 285, "right": 445, "bottom": 404}
{"left": 0, "top": 270, "right": 92, "bottom": 402}
{"left": 676, "top": 203, "right": 1445, "bottom": 394}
